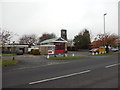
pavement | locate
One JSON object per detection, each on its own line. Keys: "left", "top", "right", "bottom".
{"left": 2, "top": 51, "right": 119, "bottom": 88}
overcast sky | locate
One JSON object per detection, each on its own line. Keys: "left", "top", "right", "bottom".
{"left": 0, "top": 0, "right": 119, "bottom": 42}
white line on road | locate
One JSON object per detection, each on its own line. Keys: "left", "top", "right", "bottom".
{"left": 29, "top": 70, "right": 91, "bottom": 85}
{"left": 105, "top": 63, "right": 120, "bottom": 68}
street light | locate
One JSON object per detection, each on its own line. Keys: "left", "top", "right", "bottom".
{"left": 103, "top": 13, "right": 107, "bottom": 47}
{"left": 104, "top": 13, "right": 107, "bottom": 35}
{"left": 103, "top": 13, "right": 109, "bottom": 53}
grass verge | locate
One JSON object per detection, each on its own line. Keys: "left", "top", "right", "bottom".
{"left": 0, "top": 60, "right": 17, "bottom": 67}
{"left": 49, "top": 56, "right": 86, "bottom": 60}
{"left": 2, "top": 54, "right": 16, "bottom": 56}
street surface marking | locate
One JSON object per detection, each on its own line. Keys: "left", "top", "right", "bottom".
{"left": 29, "top": 70, "right": 91, "bottom": 85}
{"left": 105, "top": 63, "right": 120, "bottom": 68}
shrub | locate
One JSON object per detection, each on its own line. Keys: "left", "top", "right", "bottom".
{"left": 32, "top": 49, "right": 40, "bottom": 55}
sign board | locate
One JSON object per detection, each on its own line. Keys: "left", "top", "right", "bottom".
{"left": 48, "top": 46, "right": 55, "bottom": 54}
{"left": 54, "top": 53, "right": 65, "bottom": 57}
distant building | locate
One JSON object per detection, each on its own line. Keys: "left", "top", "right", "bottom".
{"left": 114, "top": 40, "right": 120, "bottom": 47}
{"left": 0, "top": 44, "right": 29, "bottom": 54}
{"left": 40, "top": 37, "right": 68, "bottom": 54}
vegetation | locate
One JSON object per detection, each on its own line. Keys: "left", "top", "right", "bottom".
{"left": 93, "top": 33, "right": 118, "bottom": 48}
{"left": 2, "top": 54, "right": 16, "bottom": 56}
{"left": 0, "top": 30, "right": 14, "bottom": 44}
{"left": 31, "top": 49, "right": 40, "bottom": 55}
{"left": 0, "top": 30, "right": 17, "bottom": 53}
{"left": 39, "top": 33, "right": 56, "bottom": 43}
{"left": 73, "top": 29, "right": 91, "bottom": 49}
{"left": 19, "top": 34, "right": 38, "bottom": 47}
{"left": 0, "top": 60, "right": 17, "bottom": 67}
{"left": 49, "top": 56, "right": 86, "bottom": 60}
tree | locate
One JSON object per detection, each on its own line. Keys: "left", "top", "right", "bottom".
{"left": 19, "top": 34, "right": 38, "bottom": 47}
{"left": 39, "top": 33, "right": 56, "bottom": 43}
{"left": 0, "top": 29, "right": 13, "bottom": 44}
{"left": 93, "top": 33, "right": 118, "bottom": 48}
{"left": 0, "top": 29, "right": 17, "bottom": 53}
{"left": 73, "top": 29, "right": 91, "bottom": 49}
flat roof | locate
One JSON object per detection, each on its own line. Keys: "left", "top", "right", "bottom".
{"left": 40, "top": 45, "right": 55, "bottom": 47}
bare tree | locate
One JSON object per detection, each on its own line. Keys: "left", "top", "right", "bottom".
{"left": 0, "top": 29, "right": 14, "bottom": 44}
{"left": 92, "top": 33, "right": 118, "bottom": 48}
{"left": 39, "top": 33, "right": 56, "bottom": 43}
{"left": 19, "top": 34, "right": 38, "bottom": 46}
{"left": 0, "top": 29, "right": 18, "bottom": 53}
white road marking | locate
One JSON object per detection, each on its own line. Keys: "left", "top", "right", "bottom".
{"left": 29, "top": 70, "right": 91, "bottom": 85}
{"left": 105, "top": 63, "right": 120, "bottom": 68}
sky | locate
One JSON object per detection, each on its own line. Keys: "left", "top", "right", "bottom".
{"left": 0, "top": 0, "right": 119, "bottom": 42}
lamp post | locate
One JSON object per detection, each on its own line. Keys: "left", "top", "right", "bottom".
{"left": 104, "top": 13, "right": 107, "bottom": 34}
{"left": 104, "top": 13, "right": 109, "bottom": 53}
{"left": 103, "top": 13, "right": 107, "bottom": 47}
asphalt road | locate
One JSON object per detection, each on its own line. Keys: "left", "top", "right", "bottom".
{"left": 2, "top": 52, "right": 119, "bottom": 88}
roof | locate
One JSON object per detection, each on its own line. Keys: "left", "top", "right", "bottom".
{"left": 115, "top": 40, "right": 120, "bottom": 44}
{"left": 40, "top": 38, "right": 56, "bottom": 44}
{"left": 40, "top": 45, "right": 55, "bottom": 47}
{"left": 40, "top": 37, "right": 67, "bottom": 44}
{"left": 0, "top": 45, "right": 29, "bottom": 47}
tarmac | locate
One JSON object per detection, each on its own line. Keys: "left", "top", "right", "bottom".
{"left": 2, "top": 51, "right": 91, "bottom": 72}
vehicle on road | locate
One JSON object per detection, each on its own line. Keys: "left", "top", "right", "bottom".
{"left": 16, "top": 50, "right": 23, "bottom": 55}
{"left": 89, "top": 48, "right": 99, "bottom": 53}
{"left": 111, "top": 47, "right": 119, "bottom": 52}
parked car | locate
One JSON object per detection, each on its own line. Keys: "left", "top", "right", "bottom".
{"left": 89, "top": 48, "right": 99, "bottom": 53}
{"left": 16, "top": 50, "right": 23, "bottom": 55}
{"left": 111, "top": 47, "right": 119, "bottom": 52}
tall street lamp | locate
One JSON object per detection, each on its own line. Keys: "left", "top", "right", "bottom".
{"left": 103, "top": 13, "right": 107, "bottom": 47}
{"left": 104, "top": 13, "right": 109, "bottom": 53}
{"left": 104, "top": 13, "right": 107, "bottom": 35}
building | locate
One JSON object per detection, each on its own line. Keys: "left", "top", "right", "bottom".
{"left": 0, "top": 44, "right": 29, "bottom": 54}
{"left": 40, "top": 37, "right": 68, "bottom": 55}
{"left": 114, "top": 40, "right": 120, "bottom": 48}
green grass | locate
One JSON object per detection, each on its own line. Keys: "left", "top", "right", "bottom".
{"left": 2, "top": 54, "right": 16, "bottom": 56}
{"left": 0, "top": 60, "right": 17, "bottom": 67}
{"left": 91, "top": 52, "right": 113, "bottom": 56}
{"left": 49, "top": 56, "right": 86, "bottom": 60}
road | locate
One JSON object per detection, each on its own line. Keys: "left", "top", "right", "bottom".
{"left": 2, "top": 52, "right": 119, "bottom": 88}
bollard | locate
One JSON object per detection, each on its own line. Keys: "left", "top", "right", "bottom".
{"left": 105, "top": 51, "right": 106, "bottom": 53}
{"left": 65, "top": 54, "right": 68, "bottom": 57}
{"left": 96, "top": 52, "right": 98, "bottom": 55}
{"left": 47, "top": 55, "right": 49, "bottom": 59}
{"left": 12, "top": 57, "right": 15, "bottom": 60}
{"left": 72, "top": 53, "right": 74, "bottom": 56}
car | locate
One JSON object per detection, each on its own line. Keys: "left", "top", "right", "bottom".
{"left": 16, "top": 50, "right": 23, "bottom": 55}
{"left": 89, "top": 48, "right": 99, "bottom": 53}
{"left": 111, "top": 47, "right": 119, "bottom": 52}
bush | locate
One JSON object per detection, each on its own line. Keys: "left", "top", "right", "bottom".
{"left": 31, "top": 49, "right": 40, "bottom": 55}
